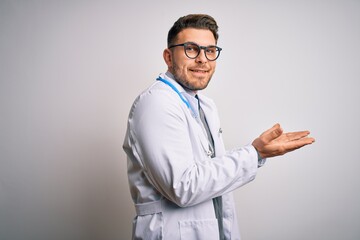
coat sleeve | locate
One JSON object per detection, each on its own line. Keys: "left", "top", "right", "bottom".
{"left": 127, "top": 88, "right": 259, "bottom": 207}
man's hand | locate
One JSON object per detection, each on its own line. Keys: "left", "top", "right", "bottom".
{"left": 252, "top": 123, "right": 315, "bottom": 159}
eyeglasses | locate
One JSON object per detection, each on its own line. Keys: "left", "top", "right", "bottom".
{"left": 168, "top": 42, "right": 222, "bottom": 61}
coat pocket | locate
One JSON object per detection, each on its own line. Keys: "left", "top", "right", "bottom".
{"left": 133, "top": 213, "right": 163, "bottom": 240}
{"left": 179, "top": 219, "right": 219, "bottom": 240}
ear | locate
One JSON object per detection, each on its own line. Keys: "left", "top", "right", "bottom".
{"left": 163, "top": 48, "right": 172, "bottom": 68}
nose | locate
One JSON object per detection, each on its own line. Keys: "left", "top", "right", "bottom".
{"left": 195, "top": 48, "right": 207, "bottom": 63}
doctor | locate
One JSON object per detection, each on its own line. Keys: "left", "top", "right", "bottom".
{"left": 123, "top": 14, "right": 315, "bottom": 240}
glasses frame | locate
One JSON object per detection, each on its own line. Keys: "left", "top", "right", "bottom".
{"left": 168, "top": 42, "right": 222, "bottom": 61}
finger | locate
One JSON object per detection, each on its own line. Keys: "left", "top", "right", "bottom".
{"left": 261, "top": 123, "right": 280, "bottom": 135}
{"left": 283, "top": 137, "right": 315, "bottom": 152}
{"left": 284, "top": 131, "right": 311, "bottom": 141}
{"left": 261, "top": 123, "right": 283, "bottom": 143}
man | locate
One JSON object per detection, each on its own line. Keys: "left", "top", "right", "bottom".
{"left": 123, "top": 14, "right": 315, "bottom": 240}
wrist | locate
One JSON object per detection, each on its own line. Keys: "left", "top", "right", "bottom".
{"left": 253, "top": 146, "right": 266, "bottom": 167}
{"left": 255, "top": 148, "right": 263, "bottom": 161}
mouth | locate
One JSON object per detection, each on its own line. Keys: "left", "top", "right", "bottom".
{"left": 189, "top": 69, "right": 209, "bottom": 74}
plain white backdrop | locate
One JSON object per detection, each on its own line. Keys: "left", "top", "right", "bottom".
{"left": 0, "top": 0, "right": 359, "bottom": 239}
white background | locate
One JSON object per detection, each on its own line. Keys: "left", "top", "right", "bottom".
{"left": 0, "top": 0, "right": 359, "bottom": 239}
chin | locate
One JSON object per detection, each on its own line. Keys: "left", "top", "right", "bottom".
{"left": 190, "top": 83, "right": 210, "bottom": 91}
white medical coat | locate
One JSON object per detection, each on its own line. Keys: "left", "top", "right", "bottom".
{"left": 123, "top": 73, "right": 260, "bottom": 240}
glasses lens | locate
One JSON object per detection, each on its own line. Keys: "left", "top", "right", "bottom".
{"left": 205, "top": 46, "right": 219, "bottom": 61}
{"left": 184, "top": 43, "right": 200, "bottom": 59}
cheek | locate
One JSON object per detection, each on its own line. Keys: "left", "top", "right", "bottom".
{"left": 174, "top": 60, "right": 188, "bottom": 71}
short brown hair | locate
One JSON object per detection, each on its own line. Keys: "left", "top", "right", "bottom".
{"left": 167, "top": 14, "right": 219, "bottom": 47}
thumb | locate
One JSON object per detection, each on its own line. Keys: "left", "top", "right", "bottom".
{"left": 261, "top": 123, "right": 283, "bottom": 143}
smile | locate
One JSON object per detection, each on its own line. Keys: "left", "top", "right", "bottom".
{"left": 189, "top": 69, "right": 209, "bottom": 73}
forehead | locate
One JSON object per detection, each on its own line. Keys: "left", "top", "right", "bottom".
{"left": 175, "top": 28, "right": 216, "bottom": 46}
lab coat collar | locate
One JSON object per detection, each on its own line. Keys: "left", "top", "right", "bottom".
{"left": 161, "top": 72, "right": 200, "bottom": 119}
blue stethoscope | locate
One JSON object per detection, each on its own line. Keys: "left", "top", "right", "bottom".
{"left": 156, "top": 76, "right": 197, "bottom": 118}
{"left": 157, "top": 76, "right": 215, "bottom": 157}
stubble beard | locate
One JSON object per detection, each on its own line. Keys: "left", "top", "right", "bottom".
{"left": 171, "top": 63, "right": 213, "bottom": 92}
